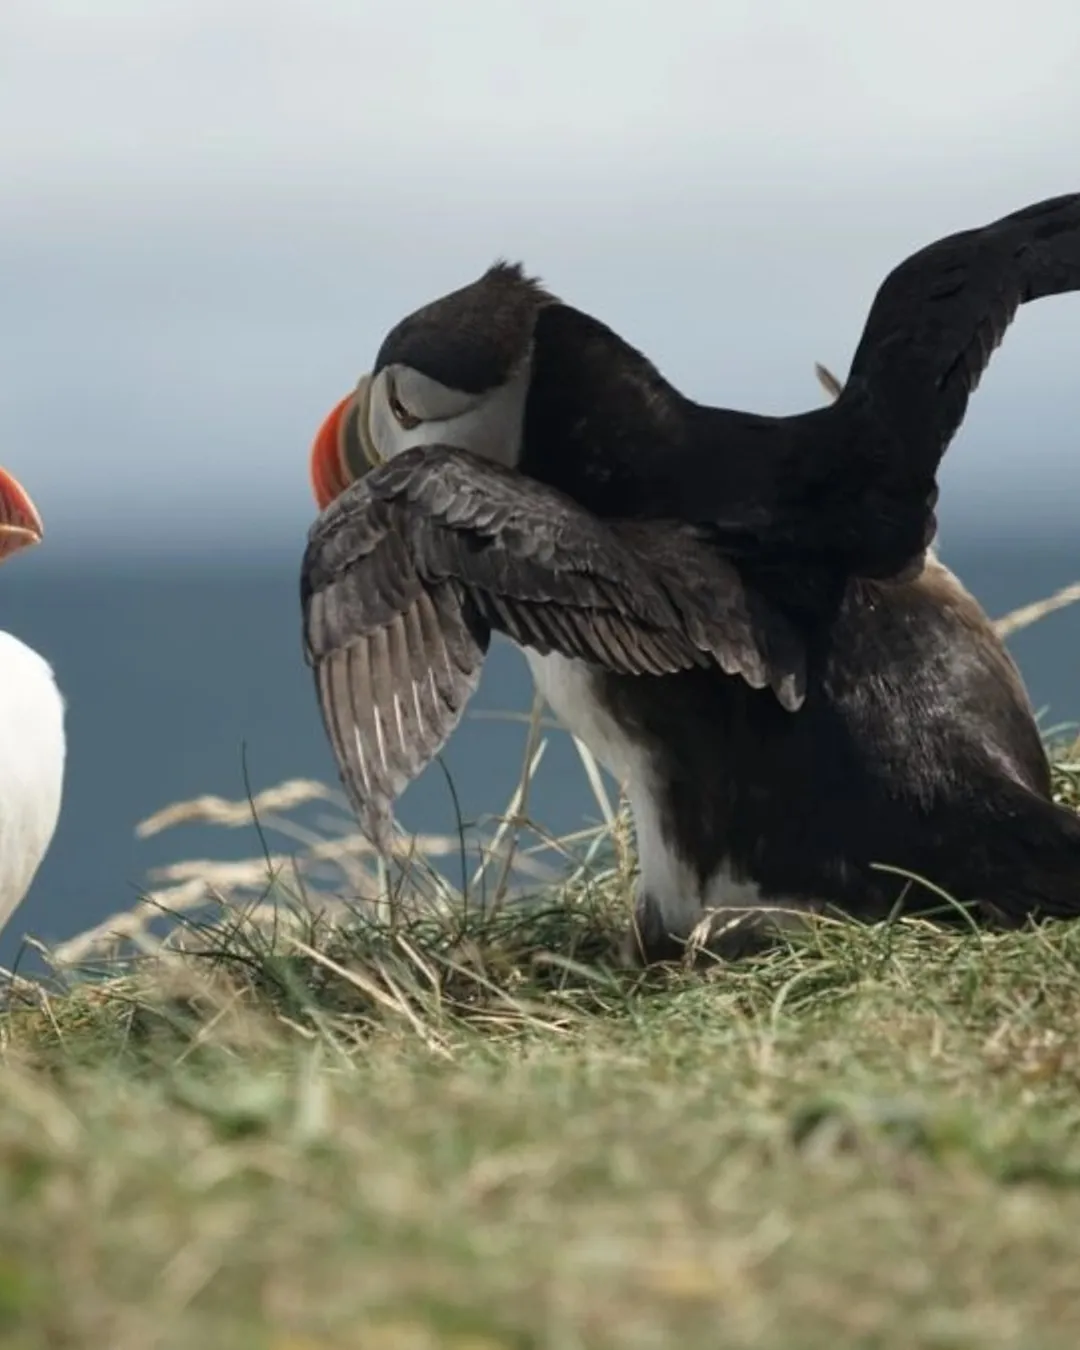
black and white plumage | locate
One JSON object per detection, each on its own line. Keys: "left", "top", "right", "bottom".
{"left": 303, "top": 192, "right": 1080, "bottom": 963}
{"left": 0, "top": 469, "right": 65, "bottom": 938}
{"left": 303, "top": 448, "right": 805, "bottom": 849}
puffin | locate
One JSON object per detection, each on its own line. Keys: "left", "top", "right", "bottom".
{"left": 301, "top": 191, "right": 1080, "bottom": 964}
{"left": 0, "top": 468, "right": 65, "bottom": 940}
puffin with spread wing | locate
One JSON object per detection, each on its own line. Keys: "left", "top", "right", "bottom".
{"left": 301, "top": 193, "right": 1080, "bottom": 964}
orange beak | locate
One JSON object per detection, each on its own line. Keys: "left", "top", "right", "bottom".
{"left": 0, "top": 467, "right": 44, "bottom": 563}
{"left": 309, "top": 391, "right": 358, "bottom": 512}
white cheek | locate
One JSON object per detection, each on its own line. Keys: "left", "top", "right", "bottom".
{"left": 368, "top": 395, "right": 456, "bottom": 462}
{"left": 472, "top": 359, "right": 530, "bottom": 467}
{"left": 367, "top": 378, "right": 411, "bottom": 462}
{"left": 426, "top": 361, "right": 530, "bottom": 468}
{"left": 366, "top": 358, "right": 530, "bottom": 468}
{"left": 367, "top": 375, "right": 466, "bottom": 463}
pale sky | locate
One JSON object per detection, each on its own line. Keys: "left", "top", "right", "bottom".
{"left": 3, "top": 0, "right": 1080, "bottom": 559}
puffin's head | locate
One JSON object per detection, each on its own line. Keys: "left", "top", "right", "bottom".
{"left": 0, "top": 468, "right": 43, "bottom": 564}
{"left": 309, "top": 261, "right": 555, "bottom": 510}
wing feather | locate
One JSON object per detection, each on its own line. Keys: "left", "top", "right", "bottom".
{"left": 301, "top": 446, "right": 807, "bottom": 846}
{"left": 840, "top": 191, "right": 1080, "bottom": 483}
{"left": 614, "top": 193, "right": 1080, "bottom": 582}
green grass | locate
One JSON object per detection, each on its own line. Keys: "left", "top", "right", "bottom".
{"left": 5, "top": 603, "right": 1080, "bottom": 1347}
{"left": 8, "top": 901, "right": 1080, "bottom": 1349}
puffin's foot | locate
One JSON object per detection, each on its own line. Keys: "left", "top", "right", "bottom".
{"left": 619, "top": 891, "right": 685, "bottom": 968}
{"left": 621, "top": 893, "right": 815, "bottom": 969}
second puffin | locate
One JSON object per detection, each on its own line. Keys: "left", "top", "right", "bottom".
{"left": 302, "top": 192, "right": 1080, "bottom": 964}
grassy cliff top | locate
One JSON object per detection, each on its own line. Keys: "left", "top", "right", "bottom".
{"left": 3, "top": 586, "right": 1080, "bottom": 1349}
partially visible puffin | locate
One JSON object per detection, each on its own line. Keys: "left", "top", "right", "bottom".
{"left": 301, "top": 192, "right": 1080, "bottom": 963}
{"left": 0, "top": 468, "right": 65, "bottom": 939}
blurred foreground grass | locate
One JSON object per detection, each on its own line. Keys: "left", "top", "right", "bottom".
{"left": 2, "top": 585, "right": 1080, "bottom": 1348}
{"left": 8, "top": 889, "right": 1080, "bottom": 1348}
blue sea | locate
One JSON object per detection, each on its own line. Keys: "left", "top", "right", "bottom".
{"left": 3, "top": 537, "right": 1080, "bottom": 967}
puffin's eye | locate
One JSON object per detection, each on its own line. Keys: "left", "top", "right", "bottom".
{"left": 387, "top": 379, "right": 421, "bottom": 430}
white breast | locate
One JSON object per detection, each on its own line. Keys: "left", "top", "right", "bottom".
{"left": 522, "top": 646, "right": 768, "bottom": 938}
{"left": 523, "top": 648, "right": 640, "bottom": 783}
{"left": 0, "top": 631, "right": 66, "bottom": 936}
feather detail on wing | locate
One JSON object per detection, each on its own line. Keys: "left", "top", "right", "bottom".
{"left": 301, "top": 446, "right": 806, "bottom": 847}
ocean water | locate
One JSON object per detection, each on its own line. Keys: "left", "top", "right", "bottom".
{"left": 2, "top": 537, "right": 1079, "bottom": 966}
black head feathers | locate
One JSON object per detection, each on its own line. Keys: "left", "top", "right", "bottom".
{"left": 373, "top": 260, "right": 557, "bottom": 394}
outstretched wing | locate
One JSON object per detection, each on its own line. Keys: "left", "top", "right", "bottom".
{"left": 841, "top": 192, "right": 1080, "bottom": 472}
{"left": 621, "top": 193, "right": 1080, "bottom": 581}
{"left": 301, "top": 445, "right": 805, "bottom": 848}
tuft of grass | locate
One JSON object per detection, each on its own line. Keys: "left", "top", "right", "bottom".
{"left": 2, "top": 588, "right": 1080, "bottom": 1346}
